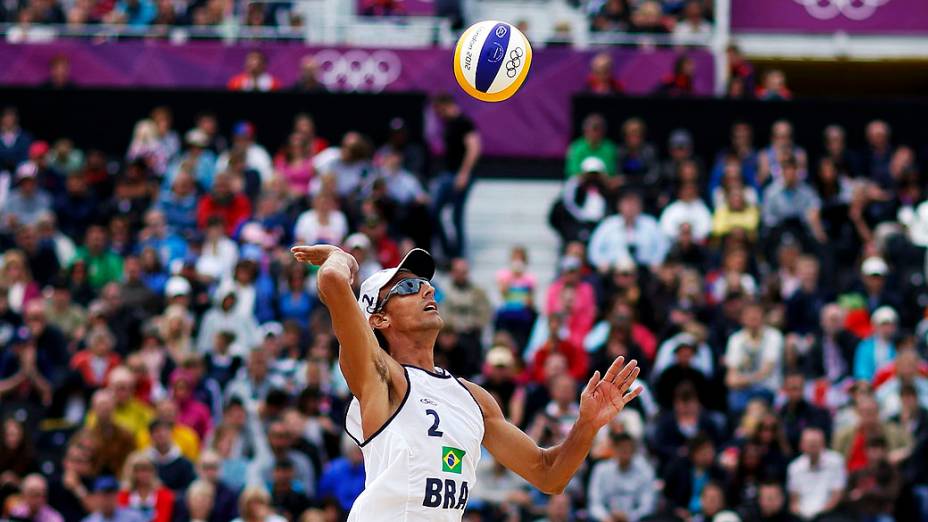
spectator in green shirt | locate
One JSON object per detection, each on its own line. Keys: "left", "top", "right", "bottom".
{"left": 74, "top": 224, "right": 124, "bottom": 289}
{"left": 565, "top": 113, "right": 618, "bottom": 178}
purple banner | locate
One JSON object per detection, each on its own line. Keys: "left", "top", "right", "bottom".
{"left": 356, "top": 0, "right": 434, "bottom": 16}
{"left": 731, "top": 0, "right": 928, "bottom": 34}
{"left": 0, "top": 41, "right": 713, "bottom": 157}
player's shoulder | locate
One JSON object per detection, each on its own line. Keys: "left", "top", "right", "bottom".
{"left": 455, "top": 377, "right": 502, "bottom": 419}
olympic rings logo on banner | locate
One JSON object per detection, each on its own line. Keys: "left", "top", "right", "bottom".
{"left": 505, "top": 48, "right": 524, "bottom": 79}
{"left": 793, "top": 0, "right": 891, "bottom": 21}
{"left": 313, "top": 49, "right": 402, "bottom": 93}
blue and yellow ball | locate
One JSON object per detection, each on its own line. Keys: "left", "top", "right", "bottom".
{"left": 453, "top": 20, "right": 533, "bottom": 103}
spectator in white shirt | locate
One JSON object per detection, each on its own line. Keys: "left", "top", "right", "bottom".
{"left": 589, "top": 191, "right": 669, "bottom": 271}
{"left": 787, "top": 427, "right": 846, "bottom": 520}
{"left": 672, "top": 0, "right": 712, "bottom": 42}
{"left": 660, "top": 181, "right": 713, "bottom": 243}
{"left": 215, "top": 122, "right": 273, "bottom": 184}
{"left": 587, "top": 433, "right": 657, "bottom": 522}
{"left": 293, "top": 193, "right": 348, "bottom": 246}
{"left": 725, "top": 301, "right": 784, "bottom": 415}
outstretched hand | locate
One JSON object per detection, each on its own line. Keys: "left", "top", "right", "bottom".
{"left": 291, "top": 244, "right": 343, "bottom": 266}
{"left": 578, "top": 356, "right": 642, "bottom": 430}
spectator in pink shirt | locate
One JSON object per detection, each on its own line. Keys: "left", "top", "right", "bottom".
{"left": 169, "top": 369, "right": 212, "bottom": 440}
{"left": 546, "top": 255, "right": 597, "bottom": 349}
{"left": 273, "top": 133, "right": 315, "bottom": 197}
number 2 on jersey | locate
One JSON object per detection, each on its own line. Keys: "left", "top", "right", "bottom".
{"left": 425, "top": 409, "right": 444, "bottom": 437}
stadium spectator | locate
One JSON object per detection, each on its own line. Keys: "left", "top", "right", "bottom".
{"left": 660, "top": 181, "right": 712, "bottom": 243}
{"left": 726, "top": 45, "right": 756, "bottom": 98}
{"left": 5, "top": 162, "right": 51, "bottom": 227}
{"left": 216, "top": 121, "right": 274, "bottom": 184}
{"left": 293, "top": 55, "right": 326, "bottom": 92}
{"left": 545, "top": 255, "right": 597, "bottom": 349}
{"left": 651, "top": 382, "right": 724, "bottom": 469}
{"left": 591, "top": 0, "right": 630, "bottom": 32}
{"left": 117, "top": 451, "right": 176, "bottom": 522}
{"left": 616, "top": 118, "right": 659, "bottom": 190}
{"left": 6, "top": 473, "right": 63, "bottom": 522}
{"left": 585, "top": 52, "right": 624, "bottom": 94}
{"left": 274, "top": 132, "right": 315, "bottom": 197}
{"left": 854, "top": 306, "right": 898, "bottom": 382}
{"left": 778, "top": 372, "right": 832, "bottom": 453}
{"left": 528, "top": 312, "right": 588, "bottom": 384}
{"left": 566, "top": 114, "right": 617, "bottom": 179}
{"left": 758, "top": 120, "right": 808, "bottom": 185}
{"left": 662, "top": 434, "right": 728, "bottom": 518}
{"left": 233, "top": 486, "right": 286, "bottom": 522}
{"left": 493, "top": 246, "right": 537, "bottom": 351}
{"left": 47, "top": 443, "right": 95, "bottom": 521}
{"left": 317, "top": 435, "right": 365, "bottom": 512}
{"left": 712, "top": 182, "right": 760, "bottom": 239}
{"left": 628, "top": 0, "right": 669, "bottom": 34}
{"left": 196, "top": 172, "right": 252, "bottom": 235}
{"left": 0, "top": 107, "right": 32, "bottom": 173}
{"left": 761, "top": 155, "right": 825, "bottom": 247}
{"left": 228, "top": 51, "right": 281, "bottom": 92}
{"left": 82, "top": 476, "right": 145, "bottom": 522}
{"left": 832, "top": 395, "right": 911, "bottom": 472}
{"left": 863, "top": 120, "right": 893, "bottom": 188}
{"left": 672, "top": 0, "right": 710, "bottom": 42}
{"left": 146, "top": 418, "right": 197, "bottom": 491}
{"left": 786, "top": 427, "right": 845, "bottom": 520}
{"left": 82, "top": 389, "right": 138, "bottom": 475}
{"left": 587, "top": 433, "right": 656, "bottom": 521}
{"left": 310, "top": 131, "right": 371, "bottom": 198}
{"left": 589, "top": 191, "right": 668, "bottom": 270}
{"left": 846, "top": 434, "right": 901, "bottom": 521}
{"left": 71, "top": 326, "right": 121, "bottom": 390}
{"left": 757, "top": 69, "right": 792, "bottom": 101}
{"left": 725, "top": 302, "right": 783, "bottom": 414}
{"left": 656, "top": 55, "right": 696, "bottom": 97}
{"left": 431, "top": 93, "right": 481, "bottom": 261}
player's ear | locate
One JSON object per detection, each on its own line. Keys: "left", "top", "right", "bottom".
{"left": 370, "top": 313, "right": 390, "bottom": 330}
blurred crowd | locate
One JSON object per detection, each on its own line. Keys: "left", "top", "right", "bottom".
{"left": 1, "top": 87, "right": 928, "bottom": 522}
{"left": 585, "top": 0, "right": 713, "bottom": 43}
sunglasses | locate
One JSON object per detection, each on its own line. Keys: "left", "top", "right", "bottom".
{"left": 374, "top": 277, "right": 431, "bottom": 314}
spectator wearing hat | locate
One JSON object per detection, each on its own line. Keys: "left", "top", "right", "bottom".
{"left": 4, "top": 161, "right": 52, "bottom": 227}
{"left": 656, "top": 129, "right": 701, "bottom": 204}
{"left": 855, "top": 256, "right": 902, "bottom": 316}
{"left": 83, "top": 476, "right": 145, "bottom": 522}
{"left": 652, "top": 333, "right": 713, "bottom": 405}
{"left": 269, "top": 457, "right": 313, "bottom": 520}
{"left": 165, "top": 128, "right": 217, "bottom": 190}
{"left": 215, "top": 120, "right": 273, "bottom": 184}
{"left": 566, "top": 114, "right": 617, "bottom": 179}
{"left": 0, "top": 107, "right": 32, "bottom": 173}
{"left": 476, "top": 346, "right": 523, "bottom": 420}
{"left": 854, "top": 306, "right": 898, "bottom": 382}
{"left": 551, "top": 156, "right": 611, "bottom": 244}
{"left": 342, "top": 232, "right": 383, "bottom": 284}
{"left": 196, "top": 172, "right": 252, "bottom": 236}
{"left": 146, "top": 419, "right": 197, "bottom": 492}
{"left": 660, "top": 181, "right": 713, "bottom": 244}
{"left": 28, "top": 140, "right": 65, "bottom": 195}
{"left": 157, "top": 169, "right": 199, "bottom": 235}
{"left": 227, "top": 51, "right": 281, "bottom": 93}
{"left": 587, "top": 433, "right": 657, "bottom": 522}
{"left": 589, "top": 191, "right": 669, "bottom": 271}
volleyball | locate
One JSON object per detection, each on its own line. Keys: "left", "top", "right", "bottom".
{"left": 453, "top": 20, "right": 533, "bottom": 103}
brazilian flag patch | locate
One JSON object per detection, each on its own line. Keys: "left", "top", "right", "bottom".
{"left": 442, "top": 446, "right": 465, "bottom": 474}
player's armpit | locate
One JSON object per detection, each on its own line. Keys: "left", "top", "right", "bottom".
{"left": 316, "top": 259, "right": 405, "bottom": 436}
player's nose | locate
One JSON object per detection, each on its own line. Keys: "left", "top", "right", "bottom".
{"left": 421, "top": 281, "right": 435, "bottom": 299}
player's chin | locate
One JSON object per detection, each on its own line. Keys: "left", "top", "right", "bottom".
{"left": 419, "top": 311, "right": 444, "bottom": 329}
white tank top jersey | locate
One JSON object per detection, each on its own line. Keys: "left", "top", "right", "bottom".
{"left": 345, "top": 365, "right": 485, "bottom": 521}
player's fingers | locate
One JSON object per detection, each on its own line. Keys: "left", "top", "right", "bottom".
{"left": 602, "top": 356, "right": 625, "bottom": 382}
{"left": 611, "top": 358, "right": 637, "bottom": 384}
{"left": 623, "top": 385, "right": 643, "bottom": 404}
{"left": 582, "top": 371, "right": 601, "bottom": 396}
{"left": 619, "top": 367, "right": 641, "bottom": 393}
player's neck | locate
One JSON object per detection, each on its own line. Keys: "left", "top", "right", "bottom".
{"left": 389, "top": 331, "right": 438, "bottom": 370}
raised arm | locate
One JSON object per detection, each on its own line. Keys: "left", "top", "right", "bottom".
{"left": 462, "top": 356, "right": 641, "bottom": 494}
{"left": 292, "top": 245, "right": 405, "bottom": 437}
